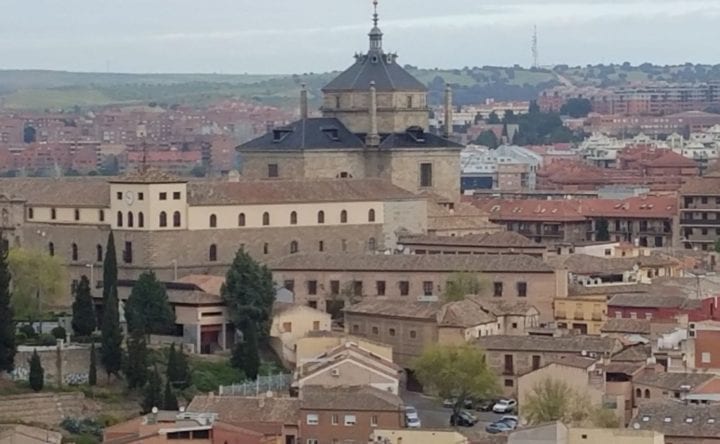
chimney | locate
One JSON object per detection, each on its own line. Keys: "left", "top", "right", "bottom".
{"left": 444, "top": 83, "right": 453, "bottom": 138}
{"left": 366, "top": 81, "right": 380, "bottom": 147}
{"left": 300, "top": 84, "right": 308, "bottom": 120}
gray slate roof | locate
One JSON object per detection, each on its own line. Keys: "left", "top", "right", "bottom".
{"left": 631, "top": 401, "right": 720, "bottom": 438}
{"left": 323, "top": 54, "right": 426, "bottom": 92}
{"left": 241, "top": 118, "right": 365, "bottom": 151}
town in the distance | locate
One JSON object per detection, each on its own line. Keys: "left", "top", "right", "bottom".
{"left": 0, "top": 2, "right": 719, "bottom": 444}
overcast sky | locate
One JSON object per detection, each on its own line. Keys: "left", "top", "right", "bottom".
{"left": 2, "top": 0, "right": 719, "bottom": 74}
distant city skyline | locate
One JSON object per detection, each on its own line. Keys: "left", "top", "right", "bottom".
{"left": 2, "top": 0, "right": 719, "bottom": 74}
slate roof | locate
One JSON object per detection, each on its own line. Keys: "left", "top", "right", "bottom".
{"left": 300, "top": 385, "right": 403, "bottom": 411}
{"left": 323, "top": 55, "right": 426, "bottom": 92}
{"left": 631, "top": 401, "right": 720, "bottom": 437}
{"left": 633, "top": 372, "right": 715, "bottom": 391}
{"left": 377, "top": 130, "right": 464, "bottom": 149}
{"left": 241, "top": 118, "right": 365, "bottom": 151}
{"left": 475, "top": 335, "right": 620, "bottom": 354}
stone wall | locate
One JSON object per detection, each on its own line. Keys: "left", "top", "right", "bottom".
{"left": 240, "top": 152, "right": 305, "bottom": 180}
{"left": 389, "top": 149, "right": 461, "bottom": 202}
{"left": 11, "top": 342, "right": 102, "bottom": 386}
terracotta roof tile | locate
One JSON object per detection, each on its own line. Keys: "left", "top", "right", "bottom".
{"left": 300, "top": 385, "right": 403, "bottom": 411}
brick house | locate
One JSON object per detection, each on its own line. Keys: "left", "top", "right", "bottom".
{"left": 607, "top": 294, "right": 720, "bottom": 322}
{"left": 679, "top": 172, "right": 720, "bottom": 251}
{"left": 632, "top": 372, "right": 717, "bottom": 407}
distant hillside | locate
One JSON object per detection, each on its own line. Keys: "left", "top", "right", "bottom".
{"left": 3, "top": 63, "right": 720, "bottom": 110}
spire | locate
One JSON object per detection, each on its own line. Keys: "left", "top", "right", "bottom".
{"left": 368, "top": 0, "right": 383, "bottom": 53}
{"left": 372, "top": 0, "right": 379, "bottom": 27}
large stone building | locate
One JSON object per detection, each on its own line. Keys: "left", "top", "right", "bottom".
{"left": 239, "top": 3, "right": 463, "bottom": 201}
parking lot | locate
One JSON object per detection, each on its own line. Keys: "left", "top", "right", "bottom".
{"left": 401, "top": 391, "right": 508, "bottom": 430}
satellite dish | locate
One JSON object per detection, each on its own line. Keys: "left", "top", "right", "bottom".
{"left": 152, "top": 407, "right": 159, "bottom": 414}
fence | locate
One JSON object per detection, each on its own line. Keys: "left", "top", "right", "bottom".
{"left": 218, "top": 373, "right": 293, "bottom": 396}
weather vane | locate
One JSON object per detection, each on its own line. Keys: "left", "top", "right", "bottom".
{"left": 372, "top": 0, "right": 379, "bottom": 27}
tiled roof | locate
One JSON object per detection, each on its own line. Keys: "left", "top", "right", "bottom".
{"left": 472, "top": 298, "right": 539, "bottom": 316}
{"left": 399, "top": 231, "right": 538, "bottom": 248}
{"left": 631, "top": 401, "right": 720, "bottom": 437}
{"left": 175, "top": 274, "right": 224, "bottom": 296}
{"left": 473, "top": 199, "right": 586, "bottom": 222}
{"left": 680, "top": 176, "right": 720, "bottom": 195}
{"left": 611, "top": 344, "right": 651, "bottom": 362}
{"left": 344, "top": 299, "right": 440, "bottom": 320}
{"left": 437, "top": 299, "right": 497, "bottom": 327}
{"left": 605, "top": 361, "right": 646, "bottom": 375}
{"left": 583, "top": 195, "right": 677, "bottom": 218}
{"left": 268, "top": 253, "right": 553, "bottom": 273}
{"left": 607, "top": 294, "right": 691, "bottom": 309}
{"left": 633, "top": 372, "right": 715, "bottom": 391}
{"left": 475, "top": 335, "right": 620, "bottom": 354}
{"left": 641, "top": 151, "right": 698, "bottom": 168}
{"left": 300, "top": 385, "right": 403, "bottom": 411}
{"left": 186, "top": 395, "right": 300, "bottom": 427}
{"left": 601, "top": 318, "right": 651, "bottom": 335}
{"left": 298, "top": 342, "right": 402, "bottom": 379}
{"left": 110, "top": 168, "right": 186, "bottom": 184}
{"left": 0, "top": 177, "right": 109, "bottom": 207}
{"left": 545, "top": 355, "right": 598, "bottom": 369}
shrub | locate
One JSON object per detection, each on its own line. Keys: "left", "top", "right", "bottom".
{"left": 19, "top": 324, "right": 37, "bottom": 338}
{"left": 51, "top": 326, "right": 67, "bottom": 341}
{"left": 39, "top": 334, "right": 57, "bottom": 346}
{"left": 14, "top": 332, "right": 27, "bottom": 344}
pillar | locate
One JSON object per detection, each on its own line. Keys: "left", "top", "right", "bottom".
{"left": 444, "top": 83, "right": 453, "bottom": 138}
{"left": 366, "top": 81, "right": 380, "bottom": 147}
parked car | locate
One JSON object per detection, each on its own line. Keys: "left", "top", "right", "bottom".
{"left": 474, "top": 398, "right": 497, "bottom": 411}
{"left": 485, "top": 421, "right": 514, "bottom": 434}
{"left": 450, "top": 410, "right": 478, "bottom": 427}
{"left": 499, "top": 415, "right": 519, "bottom": 428}
{"left": 492, "top": 399, "right": 517, "bottom": 413}
{"left": 443, "top": 398, "right": 474, "bottom": 409}
{"left": 405, "top": 406, "right": 421, "bottom": 428}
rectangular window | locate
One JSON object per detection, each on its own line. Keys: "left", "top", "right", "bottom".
{"left": 318, "top": 241, "right": 325, "bottom": 252}
{"left": 371, "top": 415, "right": 378, "bottom": 427}
{"left": 423, "top": 281, "right": 433, "bottom": 296}
{"left": 51, "top": 208, "right": 57, "bottom": 220}
{"left": 389, "top": 328, "right": 396, "bottom": 336}
{"left": 173, "top": 191, "right": 181, "bottom": 200}
{"left": 282, "top": 322, "right": 292, "bottom": 333}
{"left": 399, "top": 281, "right": 409, "bottom": 296}
{"left": 159, "top": 192, "right": 167, "bottom": 200}
{"left": 306, "top": 414, "right": 319, "bottom": 425}
{"left": 353, "top": 281, "right": 363, "bottom": 296}
{"left": 284, "top": 280, "right": 295, "bottom": 292}
{"left": 344, "top": 415, "right": 356, "bottom": 426}
{"left": 313, "top": 321, "right": 320, "bottom": 331}
{"left": 494, "top": 282, "right": 503, "bottom": 297}
{"left": 307, "top": 280, "right": 317, "bottom": 295}
{"left": 123, "top": 241, "right": 133, "bottom": 264}
{"left": 268, "top": 163, "right": 279, "bottom": 178}
{"left": 331, "top": 414, "right": 339, "bottom": 425}
{"left": 27, "top": 208, "right": 34, "bottom": 219}
{"left": 116, "top": 191, "right": 123, "bottom": 200}
{"left": 138, "top": 192, "right": 144, "bottom": 200}
{"left": 99, "top": 210, "right": 105, "bottom": 222}
{"left": 504, "top": 379, "right": 514, "bottom": 387}
{"left": 702, "top": 352, "right": 711, "bottom": 364}
{"left": 376, "top": 281, "right": 386, "bottom": 296}
{"left": 420, "top": 163, "right": 433, "bottom": 187}
{"left": 330, "top": 280, "right": 340, "bottom": 295}
{"left": 307, "top": 440, "right": 318, "bottom": 444}
{"left": 532, "top": 355, "right": 541, "bottom": 370}
{"left": 517, "top": 282, "right": 527, "bottom": 297}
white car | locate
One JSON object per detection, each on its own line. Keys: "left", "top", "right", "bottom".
{"left": 492, "top": 399, "right": 517, "bottom": 413}
{"left": 405, "top": 406, "right": 421, "bottom": 428}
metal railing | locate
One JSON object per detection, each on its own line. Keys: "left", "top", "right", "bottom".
{"left": 218, "top": 373, "right": 292, "bottom": 396}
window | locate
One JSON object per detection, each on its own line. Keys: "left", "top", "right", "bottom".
{"left": 290, "top": 211, "right": 297, "bottom": 225}
{"left": 331, "top": 414, "right": 339, "bottom": 425}
{"left": 420, "top": 163, "right": 433, "bottom": 187}
{"left": 117, "top": 211, "right": 123, "bottom": 227}
{"left": 209, "top": 244, "right": 217, "bottom": 262}
{"left": 262, "top": 212, "right": 270, "bottom": 226}
{"left": 407, "top": 95, "right": 413, "bottom": 108}
{"left": 644, "top": 389, "right": 650, "bottom": 398}
{"left": 173, "top": 211, "right": 181, "bottom": 227}
{"left": 372, "top": 326, "right": 379, "bottom": 335}
{"left": 127, "top": 211, "right": 134, "bottom": 227}
{"left": 306, "top": 414, "right": 318, "bottom": 425}
{"left": 702, "top": 197, "right": 709, "bottom": 204}
{"left": 51, "top": 208, "right": 57, "bottom": 220}
{"left": 98, "top": 210, "right": 105, "bottom": 222}
{"left": 173, "top": 191, "right": 181, "bottom": 200}
{"left": 532, "top": 355, "right": 541, "bottom": 370}
{"left": 340, "top": 210, "right": 348, "bottom": 223}
{"left": 352, "top": 324, "right": 360, "bottom": 333}
{"left": 344, "top": 415, "right": 356, "bottom": 426}
{"left": 123, "top": 241, "right": 133, "bottom": 264}
{"left": 368, "top": 237, "right": 376, "bottom": 251}
{"left": 208, "top": 214, "right": 217, "bottom": 228}
{"left": 368, "top": 209, "right": 376, "bottom": 222}
{"left": 399, "top": 281, "right": 409, "bottom": 296}
{"left": 313, "top": 321, "right": 320, "bottom": 331}
{"left": 71, "top": 243, "right": 78, "bottom": 261}
{"left": 318, "top": 240, "right": 324, "bottom": 252}
{"left": 317, "top": 211, "right": 325, "bottom": 224}
{"left": 263, "top": 243, "right": 269, "bottom": 254}
{"left": 636, "top": 388, "right": 642, "bottom": 399}
{"left": 284, "top": 280, "right": 295, "bottom": 292}
{"left": 268, "top": 163, "right": 279, "bottom": 178}
{"left": 371, "top": 415, "right": 378, "bottom": 427}
{"left": 308, "top": 280, "right": 317, "bottom": 295}
{"left": 702, "top": 352, "right": 711, "bottom": 364}
{"left": 306, "top": 440, "right": 318, "bottom": 444}
{"left": 74, "top": 209, "right": 80, "bottom": 221}
{"left": 335, "top": 96, "right": 341, "bottom": 108}
{"left": 389, "top": 328, "right": 396, "bottom": 336}
{"left": 376, "top": 281, "right": 386, "bottom": 296}
{"left": 48, "top": 242, "right": 54, "bottom": 256}
{"left": 234, "top": 213, "right": 245, "bottom": 228}
{"left": 504, "top": 379, "right": 514, "bottom": 387}
{"left": 116, "top": 191, "right": 123, "bottom": 200}
{"left": 138, "top": 192, "right": 144, "bottom": 201}
{"left": 330, "top": 280, "right": 340, "bottom": 295}
{"left": 423, "top": 281, "right": 433, "bottom": 296}
{"left": 159, "top": 211, "right": 167, "bottom": 227}
{"left": 290, "top": 240, "right": 299, "bottom": 254}
{"left": 96, "top": 244, "right": 103, "bottom": 262}
{"left": 28, "top": 208, "right": 33, "bottom": 219}
{"left": 159, "top": 192, "right": 167, "bottom": 200}
{"left": 410, "top": 330, "right": 417, "bottom": 339}
{"left": 517, "top": 282, "right": 527, "bottom": 297}
{"left": 283, "top": 322, "right": 292, "bottom": 333}
{"left": 493, "top": 282, "right": 503, "bottom": 297}
{"left": 138, "top": 212, "right": 144, "bottom": 228}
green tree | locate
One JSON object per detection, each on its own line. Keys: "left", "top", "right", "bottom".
{"left": 560, "top": 98, "right": 592, "bottom": 118}
{"left": 523, "top": 378, "right": 574, "bottom": 424}
{"left": 71, "top": 275, "right": 96, "bottom": 338}
{"left": 88, "top": 343, "right": 97, "bottom": 386}
{"left": 0, "top": 239, "right": 16, "bottom": 372}
{"left": 413, "top": 344, "right": 497, "bottom": 416}
{"left": 142, "top": 367, "right": 163, "bottom": 414}
{"left": 595, "top": 218, "right": 610, "bottom": 242}
{"left": 443, "top": 272, "right": 485, "bottom": 302}
{"left": 7, "top": 248, "right": 67, "bottom": 322}
{"left": 28, "top": 349, "right": 44, "bottom": 392}
{"left": 125, "top": 328, "right": 148, "bottom": 389}
{"left": 125, "top": 271, "right": 175, "bottom": 335}
{"left": 100, "top": 285, "right": 122, "bottom": 380}
{"left": 714, "top": 238, "right": 720, "bottom": 254}
{"left": 231, "top": 322, "right": 260, "bottom": 380}
{"left": 475, "top": 130, "right": 499, "bottom": 149}
{"left": 166, "top": 344, "right": 190, "bottom": 390}
{"left": 487, "top": 111, "right": 501, "bottom": 124}
{"left": 162, "top": 378, "right": 179, "bottom": 411}
{"left": 103, "top": 232, "right": 117, "bottom": 304}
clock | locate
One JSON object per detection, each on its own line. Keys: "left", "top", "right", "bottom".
{"left": 124, "top": 191, "right": 135, "bottom": 205}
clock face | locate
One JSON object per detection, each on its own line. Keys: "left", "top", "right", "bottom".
{"left": 125, "top": 191, "right": 135, "bottom": 205}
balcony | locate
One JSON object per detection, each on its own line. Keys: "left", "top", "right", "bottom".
{"left": 680, "top": 217, "right": 720, "bottom": 226}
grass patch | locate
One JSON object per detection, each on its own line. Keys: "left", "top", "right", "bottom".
{"left": 189, "top": 357, "right": 245, "bottom": 393}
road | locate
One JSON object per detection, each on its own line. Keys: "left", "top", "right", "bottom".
{"left": 401, "top": 391, "right": 507, "bottom": 430}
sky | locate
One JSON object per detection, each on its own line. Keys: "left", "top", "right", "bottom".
{"left": 2, "top": 0, "right": 720, "bottom": 74}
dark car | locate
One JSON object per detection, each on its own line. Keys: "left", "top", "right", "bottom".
{"left": 474, "top": 399, "right": 497, "bottom": 411}
{"left": 450, "top": 410, "right": 478, "bottom": 427}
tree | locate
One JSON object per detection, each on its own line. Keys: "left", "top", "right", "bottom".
{"left": 88, "top": 343, "right": 97, "bottom": 386}
{"left": 125, "top": 271, "right": 175, "bottom": 335}
{"left": 71, "top": 275, "right": 96, "bottom": 338}
{"left": 715, "top": 238, "right": 720, "bottom": 254}
{"left": 560, "top": 98, "right": 592, "bottom": 118}
{"left": 28, "top": 349, "right": 44, "bottom": 392}
{"left": 166, "top": 344, "right": 190, "bottom": 390}
{"left": 103, "top": 232, "right": 117, "bottom": 304}
{"left": 100, "top": 285, "right": 122, "bottom": 380}
{"left": 474, "top": 130, "right": 499, "bottom": 149}
{"left": 0, "top": 238, "right": 16, "bottom": 372}
{"left": 487, "top": 111, "right": 501, "bottom": 124}
{"left": 142, "top": 367, "right": 163, "bottom": 414}
{"left": 595, "top": 218, "right": 610, "bottom": 242}
{"left": 7, "top": 248, "right": 67, "bottom": 322}
{"left": 162, "top": 378, "right": 179, "bottom": 411}
{"left": 413, "top": 345, "right": 497, "bottom": 416}
{"left": 231, "top": 322, "right": 260, "bottom": 380}
{"left": 523, "top": 378, "right": 575, "bottom": 424}
{"left": 125, "top": 328, "right": 148, "bottom": 389}
{"left": 443, "top": 272, "right": 485, "bottom": 302}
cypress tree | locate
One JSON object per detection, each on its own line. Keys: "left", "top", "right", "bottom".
{"left": 0, "top": 238, "right": 15, "bottom": 372}
{"left": 162, "top": 378, "right": 179, "bottom": 411}
{"left": 142, "top": 366, "right": 163, "bottom": 414}
{"left": 102, "top": 232, "right": 117, "bottom": 303}
{"left": 71, "top": 275, "right": 96, "bottom": 338}
{"left": 100, "top": 285, "right": 122, "bottom": 380}
{"left": 231, "top": 322, "right": 260, "bottom": 380}
{"left": 125, "top": 271, "right": 175, "bottom": 335}
{"left": 28, "top": 349, "right": 44, "bottom": 392}
{"left": 166, "top": 344, "right": 190, "bottom": 390}
{"left": 125, "top": 328, "right": 148, "bottom": 389}
{"left": 88, "top": 342, "right": 97, "bottom": 386}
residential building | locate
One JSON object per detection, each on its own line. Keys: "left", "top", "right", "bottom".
{"left": 631, "top": 401, "right": 720, "bottom": 443}
{"left": 294, "top": 333, "right": 393, "bottom": 367}
{"left": 370, "top": 429, "right": 470, "bottom": 444}
{"left": 460, "top": 145, "right": 542, "bottom": 192}
{"left": 270, "top": 302, "right": 332, "bottom": 367}
{"left": 397, "top": 231, "right": 546, "bottom": 257}
{"left": 607, "top": 294, "right": 720, "bottom": 322}
{"left": 425, "top": 201, "right": 502, "bottom": 237}
{"left": 554, "top": 294, "right": 607, "bottom": 335}
{"left": 566, "top": 428, "right": 665, "bottom": 444}
{"left": 633, "top": 372, "right": 718, "bottom": 406}
{"left": 691, "top": 320, "right": 720, "bottom": 372}
{"left": 678, "top": 172, "right": 720, "bottom": 251}
{"left": 299, "top": 386, "right": 403, "bottom": 444}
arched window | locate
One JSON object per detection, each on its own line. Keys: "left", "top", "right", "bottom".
{"left": 117, "top": 211, "right": 123, "bottom": 227}
{"left": 635, "top": 388, "right": 642, "bottom": 399}
{"left": 159, "top": 211, "right": 167, "bottom": 227}
{"left": 290, "top": 211, "right": 297, "bottom": 225}
{"left": 138, "top": 212, "right": 144, "bottom": 228}
{"left": 96, "top": 244, "right": 103, "bottom": 262}
{"left": 262, "top": 212, "right": 270, "bottom": 226}
{"left": 238, "top": 213, "right": 246, "bottom": 227}
{"left": 127, "top": 211, "right": 134, "bottom": 228}
{"left": 71, "top": 243, "right": 78, "bottom": 261}
{"left": 48, "top": 242, "right": 54, "bottom": 256}
{"left": 290, "top": 241, "right": 299, "bottom": 254}
{"left": 644, "top": 389, "right": 650, "bottom": 399}
{"left": 368, "top": 209, "right": 376, "bottom": 222}
{"left": 317, "top": 210, "right": 325, "bottom": 224}
{"left": 368, "top": 237, "right": 377, "bottom": 251}
{"left": 173, "top": 211, "right": 181, "bottom": 227}
{"left": 340, "top": 210, "right": 348, "bottom": 223}
{"left": 209, "top": 244, "right": 217, "bottom": 262}
{"left": 209, "top": 214, "right": 217, "bottom": 228}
